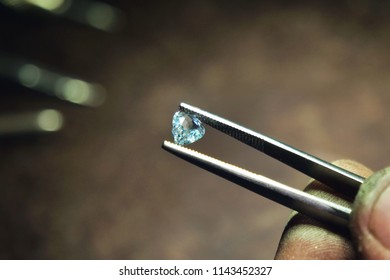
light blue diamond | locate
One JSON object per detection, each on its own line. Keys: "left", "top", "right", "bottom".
{"left": 172, "top": 111, "right": 205, "bottom": 145}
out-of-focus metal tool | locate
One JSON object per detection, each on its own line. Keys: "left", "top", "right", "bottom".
{"left": 0, "top": 52, "right": 106, "bottom": 107}
{"left": 0, "top": 0, "right": 125, "bottom": 32}
{"left": 0, "top": 109, "right": 63, "bottom": 136}
{"left": 162, "top": 103, "right": 366, "bottom": 229}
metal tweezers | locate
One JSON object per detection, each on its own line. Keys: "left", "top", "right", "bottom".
{"left": 162, "top": 103, "right": 366, "bottom": 229}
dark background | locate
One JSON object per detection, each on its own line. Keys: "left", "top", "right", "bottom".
{"left": 1, "top": 0, "right": 390, "bottom": 259}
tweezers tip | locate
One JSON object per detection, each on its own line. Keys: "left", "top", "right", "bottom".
{"left": 178, "top": 102, "right": 194, "bottom": 111}
{"left": 162, "top": 140, "right": 183, "bottom": 153}
{"left": 162, "top": 140, "right": 203, "bottom": 160}
{"left": 161, "top": 140, "right": 171, "bottom": 150}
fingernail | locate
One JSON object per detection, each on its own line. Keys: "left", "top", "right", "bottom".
{"left": 368, "top": 184, "right": 390, "bottom": 249}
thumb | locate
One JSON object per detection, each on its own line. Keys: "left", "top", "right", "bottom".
{"left": 351, "top": 167, "right": 390, "bottom": 259}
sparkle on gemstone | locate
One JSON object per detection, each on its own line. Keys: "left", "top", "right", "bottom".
{"left": 172, "top": 111, "right": 205, "bottom": 145}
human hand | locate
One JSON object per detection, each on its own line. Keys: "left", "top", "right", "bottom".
{"left": 274, "top": 160, "right": 390, "bottom": 259}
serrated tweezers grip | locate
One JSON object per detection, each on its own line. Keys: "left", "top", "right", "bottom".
{"left": 179, "top": 103, "right": 365, "bottom": 196}
{"left": 163, "top": 141, "right": 351, "bottom": 228}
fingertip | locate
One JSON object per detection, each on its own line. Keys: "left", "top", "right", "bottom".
{"left": 275, "top": 159, "right": 372, "bottom": 260}
{"left": 275, "top": 214, "right": 356, "bottom": 259}
{"left": 332, "top": 159, "right": 374, "bottom": 179}
{"left": 351, "top": 167, "right": 390, "bottom": 259}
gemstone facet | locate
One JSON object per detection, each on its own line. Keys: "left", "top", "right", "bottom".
{"left": 172, "top": 111, "right": 205, "bottom": 145}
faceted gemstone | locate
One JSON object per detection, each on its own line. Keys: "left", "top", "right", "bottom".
{"left": 172, "top": 111, "right": 205, "bottom": 145}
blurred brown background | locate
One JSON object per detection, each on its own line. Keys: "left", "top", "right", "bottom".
{"left": 1, "top": 0, "right": 390, "bottom": 259}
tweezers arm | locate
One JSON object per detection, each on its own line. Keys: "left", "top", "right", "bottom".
{"left": 163, "top": 141, "right": 351, "bottom": 229}
{"left": 179, "top": 103, "right": 365, "bottom": 196}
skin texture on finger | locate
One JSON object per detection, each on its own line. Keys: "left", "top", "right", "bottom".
{"left": 275, "top": 160, "right": 373, "bottom": 259}
{"left": 351, "top": 167, "right": 390, "bottom": 259}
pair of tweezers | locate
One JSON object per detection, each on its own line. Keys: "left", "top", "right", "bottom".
{"left": 162, "top": 103, "right": 366, "bottom": 229}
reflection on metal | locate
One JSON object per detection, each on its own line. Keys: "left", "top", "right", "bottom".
{"left": 36, "top": 109, "right": 63, "bottom": 132}
{"left": 16, "top": 63, "right": 106, "bottom": 107}
{"left": 54, "top": 77, "right": 105, "bottom": 107}
{"left": 0, "top": 109, "right": 64, "bottom": 136}
{"left": 25, "top": 0, "right": 69, "bottom": 13}
{"left": 0, "top": 53, "right": 106, "bottom": 107}
{"left": 0, "top": 0, "right": 124, "bottom": 32}
{"left": 18, "top": 64, "right": 41, "bottom": 88}
{"left": 86, "top": 2, "right": 119, "bottom": 32}
{"left": 1, "top": 0, "right": 70, "bottom": 13}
